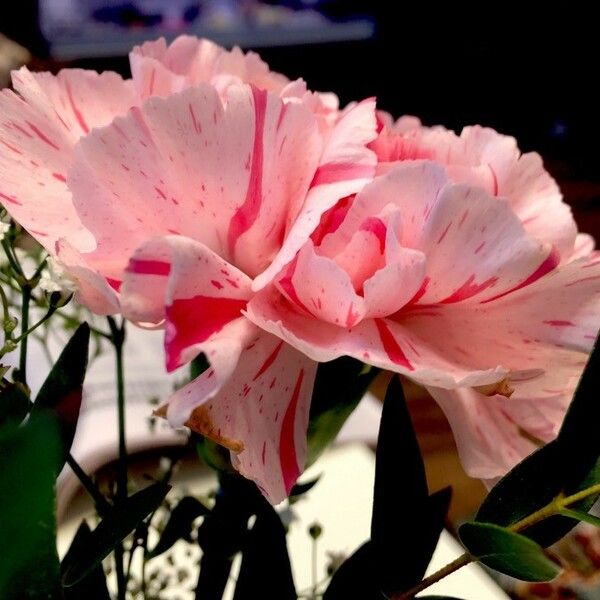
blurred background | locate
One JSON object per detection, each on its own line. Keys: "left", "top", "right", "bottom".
{"left": 2, "top": 4, "right": 599, "bottom": 598}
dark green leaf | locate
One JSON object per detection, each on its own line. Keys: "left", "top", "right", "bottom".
{"left": 0, "top": 413, "right": 62, "bottom": 599}
{"left": 323, "top": 542, "right": 382, "bottom": 600}
{"left": 372, "top": 376, "right": 450, "bottom": 595}
{"left": 0, "top": 379, "right": 30, "bottom": 426}
{"left": 289, "top": 476, "right": 321, "bottom": 502}
{"left": 33, "top": 323, "right": 90, "bottom": 469}
{"left": 233, "top": 503, "right": 296, "bottom": 600}
{"left": 459, "top": 521, "right": 561, "bottom": 582}
{"left": 195, "top": 474, "right": 263, "bottom": 599}
{"left": 62, "top": 481, "right": 170, "bottom": 587}
{"left": 63, "top": 522, "right": 110, "bottom": 600}
{"left": 477, "top": 338, "right": 600, "bottom": 546}
{"left": 556, "top": 334, "right": 600, "bottom": 489}
{"left": 307, "top": 358, "right": 379, "bottom": 464}
{"left": 147, "top": 496, "right": 209, "bottom": 559}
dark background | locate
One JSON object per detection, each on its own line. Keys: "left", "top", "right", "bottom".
{"left": 2, "top": 2, "right": 599, "bottom": 237}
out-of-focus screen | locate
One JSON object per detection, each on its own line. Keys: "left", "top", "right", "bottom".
{"left": 38, "top": 0, "right": 375, "bottom": 59}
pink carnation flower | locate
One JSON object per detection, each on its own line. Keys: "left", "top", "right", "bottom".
{"left": 1, "top": 36, "right": 598, "bottom": 502}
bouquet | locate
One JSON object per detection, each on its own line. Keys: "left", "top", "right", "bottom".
{"left": 0, "top": 36, "right": 599, "bottom": 600}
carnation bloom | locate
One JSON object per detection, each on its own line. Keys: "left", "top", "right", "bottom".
{"left": 1, "top": 37, "right": 599, "bottom": 503}
{"left": 0, "top": 36, "right": 376, "bottom": 502}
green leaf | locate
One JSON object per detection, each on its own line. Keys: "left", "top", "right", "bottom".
{"left": 558, "top": 508, "right": 600, "bottom": 528}
{"left": 195, "top": 474, "right": 264, "bottom": 599}
{"left": 0, "top": 413, "right": 63, "bottom": 599}
{"left": 0, "top": 379, "right": 30, "bottom": 426}
{"left": 62, "top": 522, "right": 110, "bottom": 600}
{"left": 33, "top": 323, "right": 90, "bottom": 469}
{"left": 61, "top": 481, "right": 170, "bottom": 587}
{"left": 147, "top": 496, "right": 210, "bottom": 559}
{"left": 232, "top": 503, "right": 296, "bottom": 600}
{"left": 477, "top": 336, "right": 600, "bottom": 546}
{"left": 323, "top": 542, "right": 381, "bottom": 600}
{"left": 556, "top": 333, "right": 600, "bottom": 489}
{"left": 307, "top": 357, "right": 379, "bottom": 464}
{"left": 459, "top": 521, "right": 561, "bottom": 582}
{"left": 289, "top": 475, "right": 321, "bottom": 503}
{"left": 372, "top": 376, "right": 450, "bottom": 595}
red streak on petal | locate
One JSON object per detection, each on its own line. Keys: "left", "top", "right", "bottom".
{"left": 440, "top": 275, "right": 498, "bottom": 304}
{"left": 154, "top": 187, "right": 167, "bottom": 200}
{"left": 26, "top": 121, "right": 60, "bottom": 150}
{"left": 0, "top": 192, "right": 21, "bottom": 206}
{"left": 65, "top": 81, "right": 90, "bottom": 134}
{"left": 310, "top": 162, "right": 372, "bottom": 187}
{"left": 261, "top": 441, "right": 267, "bottom": 465}
{"left": 346, "top": 303, "right": 360, "bottom": 328}
{"left": 166, "top": 295, "right": 247, "bottom": 372}
{"left": 253, "top": 341, "right": 284, "bottom": 381}
{"left": 127, "top": 258, "right": 171, "bottom": 276}
{"left": 0, "top": 139, "right": 22, "bottom": 155}
{"left": 311, "top": 195, "right": 353, "bottom": 246}
{"left": 543, "top": 320, "right": 575, "bottom": 327}
{"left": 565, "top": 275, "right": 600, "bottom": 286}
{"left": 279, "top": 368, "right": 304, "bottom": 494}
{"left": 474, "top": 241, "right": 486, "bottom": 255}
{"left": 436, "top": 221, "right": 452, "bottom": 244}
{"left": 405, "top": 276, "right": 430, "bottom": 306}
{"left": 227, "top": 86, "right": 267, "bottom": 256}
{"left": 189, "top": 103, "right": 201, "bottom": 135}
{"left": 278, "top": 256, "right": 314, "bottom": 315}
{"left": 359, "top": 217, "right": 386, "bottom": 253}
{"left": 488, "top": 164, "right": 499, "bottom": 196}
{"left": 148, "top": 68, "right": 156, "bottom": 95}
{"left": 374, "top": 318, "right": 413, "bottom": 370}
{"left": 481, "top": 247, "right": 560, "bottom": 304}
{"left": 52, "top": 172, "right": 67, "bottom": 183}
{"left": 211, "top": 280, "right": 224, "bottom": 290}
{"left": 106, "top": 278, "right": 122, "bottom": 292}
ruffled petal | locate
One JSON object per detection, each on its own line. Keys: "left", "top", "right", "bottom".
{"left": 164, "top": 332, "right": 317, "bottom": 503}
{"left": 252, "top": 97, "right": 378, "bottom": 290}
{"left": 70, "top": 84, "right": 321, "bottom": 278}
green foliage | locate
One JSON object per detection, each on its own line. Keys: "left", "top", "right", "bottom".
{"left": 0, "top": 379, "right": 30, "bottom": 426}
{"left": 477, "top": 336, "right": 600, "bottom": 546}
{"left": 62, "top": 522, "right": 110, "bottom": 600}
{"left": 459, "top": 521, "right": 560, "bottom": 581}
{"left": 233, "top": 500, "right": 296, "bottom": 600}
{"left": 147, "top": 496, "right": 210, "bottom": 559}
{"left": 325, "top": 376, "right": 451, "bottom": 598}
{"left": 61, "top": 481, "right": 170, "bottom": 587}
{"left": 307, "top": 357, "right": 379, "bottom": 465}
{"left": 0, "top": 413, "right": 62, "bottom": 599}
{"left": 32, "top": 323, "right": 90, "bottom": 469}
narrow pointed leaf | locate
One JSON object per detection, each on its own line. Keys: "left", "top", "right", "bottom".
{"left": 147, "top": 496, "right": 209, "bottom": 559}
{"left": 558, "top": 508, "right": 600, "bottom": 528}
{"left": 0, "top": 413, "right": 62, "bottom": 599}
{"left": 459, "top": 521, "right": 561, "bottom": 582}
{"left": 307, "top": 358, "right": 379, "bottom": 464}
{"left": 289, "top": 476, "right": 321, "bottom": 503}
{"left": 233, "top": 504, "right": 296, "bottom": 600}
{"left": 323, "top": 542, "right": 381, "bottom": 600}
{"left": 33, "top": 323, "right": 90, "bottom": 469}
{"left": 61, "top": 481, "right": 170, "bottom": 587}
{"left": 373, "top": 376, "right": 448, "bottom": 595}
{"left": 63, "top": 521, "right": 110, "bottom": 600}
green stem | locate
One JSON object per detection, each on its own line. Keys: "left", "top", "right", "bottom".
{"left": 392, "top": 553, "right": 474, "bottom": 599}
{"left": 1, "top": 238, "right": 24, "bottom": 279}
{"left": 18, "top": 284, "right": 31, "bottom": 385}
{"left": 108, "top": 316, "right": 128, "bottom": 600}
{"left": 396, "top": 481, "right": 600, "bottom": 598}
{"left": 66, "top": 453, "right": 111, "bottom": 515}
{"left": 11, "top": 305, "right": 57, "bottom": 345}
